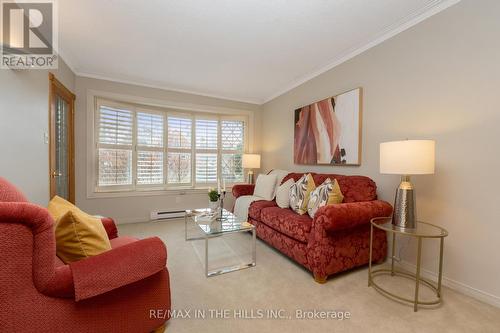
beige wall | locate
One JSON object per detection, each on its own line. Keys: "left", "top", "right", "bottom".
{"left": 0, "top": 59, "right": 75, "bottom": 205}
{"left": 261, "top": 0, "right": 500, "bottom": 306}
{"left": 74, "top": 76, "right": 261, "bottom": 223}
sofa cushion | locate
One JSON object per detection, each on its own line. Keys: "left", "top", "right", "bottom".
{"left": 254, "top": 174, "right": 278, "bottom": 200}
{"left": 290, "top": 173, "right": 316, "bottom": 215}
{"left": 248, "top": 200, "right": 277, "bottom": 221}
{"left": 260, "top": 207, "right": 312, "bottom": 243}
{"left": 276, "top": 178, "right": 294, "bottom": 208}
{"left": 307, "top": 178, "right": 344, "bottom": 218}
{"left": 49, "top": 196, "right": 112, "bottom": 264}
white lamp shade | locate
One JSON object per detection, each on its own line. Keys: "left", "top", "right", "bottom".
{"left": 242, "top": 154, "right": 261, "bottom": 169}
{"left": 380, "top": 140, "right": 435, "bottom": 175}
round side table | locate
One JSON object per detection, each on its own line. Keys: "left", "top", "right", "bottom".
{"left": 368, "top": 217, "right": 448, "bottom": 312}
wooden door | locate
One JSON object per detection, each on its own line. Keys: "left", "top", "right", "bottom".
{"left": 49, "top": 73, "right": 75, "bottom": 203}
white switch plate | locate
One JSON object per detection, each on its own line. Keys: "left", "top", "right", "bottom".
{"left": 43, "top": 132, "right": 49, "bottom": 144}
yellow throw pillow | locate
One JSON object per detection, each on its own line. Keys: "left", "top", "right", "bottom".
{"left": 48, "top": 195, "right": 76, "bottom": 221}
{"left": 307, "top": 178, "right": 344, "bottom": 218}
{"left": 328, "top": 178, "right": 344, "bottom": 205}
{"left": 48, "top": 196, "right": 111, "bottom": 263}
{"left": 290, "top": 173, "right": 316, "bottom": 215}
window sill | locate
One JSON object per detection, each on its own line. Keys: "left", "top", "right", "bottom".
{"left": 86, "top": 186, "right": 237, "bottom": 199}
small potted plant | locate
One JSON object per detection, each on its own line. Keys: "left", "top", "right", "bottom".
{"left": 208, "top": 188, "right": 219, "bottom": 211}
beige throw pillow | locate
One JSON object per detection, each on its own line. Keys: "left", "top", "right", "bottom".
{"left": 275, "top": 178, "right": 294, "bottom": 208}
{"left": 253, "top": 174, "right": 277, "bottom": 200}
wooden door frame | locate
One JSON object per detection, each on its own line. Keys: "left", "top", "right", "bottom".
{"left": 49, "top": 73, "right": 76, "bottom": 203}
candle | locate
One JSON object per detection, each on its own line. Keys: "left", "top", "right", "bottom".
{"left": 222, "top": 178, "right": 226, "bottom": 191}
{"left": 217, "top": 179, "right": 221, "bottom": 194}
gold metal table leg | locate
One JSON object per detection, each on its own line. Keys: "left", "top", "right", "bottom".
{"left": 414, "top": 237, "right": 423, "bottom": 312}
{"left": 437, "top": 237, "right": 444, "bottom": 297}
{"left": 368, "top": 223, "right": 373, "bottom": 287}
{"left": 391, "top": 232, "right": 396, "bottom": 276}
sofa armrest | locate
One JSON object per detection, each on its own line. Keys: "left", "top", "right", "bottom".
{"left": 100, "top": 217, "right": 118, "bottom": 239}
{"left": 314, "top": 200, "right": 393, "bottom": 233}
{"left": 69, "top": 237, "right": 167, "bottom": 301}
{"left": 232, "top": 184, "right": 255, "bottom": 198}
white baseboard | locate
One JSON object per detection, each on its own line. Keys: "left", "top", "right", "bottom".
{"left": 398, "top": 260, "right": 500, "bottom": 308}
{"left": 115, "top": 217, "right": 150, "bottom": 225}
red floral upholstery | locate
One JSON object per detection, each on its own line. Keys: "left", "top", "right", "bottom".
{"left": 260, "top": 207, "right": 312, "bottom": 243}
{"left": 0, "top": 179, "right": 171, "bottom": 332}
{"left": 282, "top": 172, "right": 316, "bottom": 185}
{"left": 248, "top": 200, "right": 277, "bottom": 221}
{"left": 313, "top": 174, "right": 377, "bottom": 202}
{"left": 315, "top": 200, "right": 393, "bottom": 232}
{"left": 101, "top": 217, "right": 119, "bottom": 239}
{"left": 248, "top": 172, "right": 392, "bottom": 281}
{"left": 232, "top": 184, "right": 256, "bottom": 198}
{"left": 251, "top": 217, "right": 310, "bottom": 269}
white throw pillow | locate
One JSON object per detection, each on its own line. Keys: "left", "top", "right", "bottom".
{"left": 268, "top": 169, "right": 290, "bottom": 197}
{"left": 253, "top": 174, "right": 277, "bottom": 201}
{"left": 275, "top": 178, "right": 294, "bottom": 208}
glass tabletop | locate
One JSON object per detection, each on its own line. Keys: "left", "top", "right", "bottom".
{"left": 186, "top": 208, "right": 254, "bottom": 235}
{"left": 371, "top": 217, "right": 448, "bottom": 238}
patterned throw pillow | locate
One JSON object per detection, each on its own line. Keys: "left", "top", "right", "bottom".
{"left": 307, "top": 178, "right": 344, "bottom": 218}
{"left": 290, "top": 173, "right": 316, "bottom": 215}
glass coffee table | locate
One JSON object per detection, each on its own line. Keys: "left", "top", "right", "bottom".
{"left": 185, "top": 208, "right": 256, "bottom": 277}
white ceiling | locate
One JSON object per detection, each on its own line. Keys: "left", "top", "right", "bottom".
{"left": 59, "top": 0, "right": 459, "bottom": 104}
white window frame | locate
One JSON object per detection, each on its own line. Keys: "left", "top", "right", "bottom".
{"left": 89, "top": 94, "right": 251, "bottom": 198}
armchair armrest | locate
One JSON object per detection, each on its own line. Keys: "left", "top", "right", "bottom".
{"left": 100, "top": 217, "right": 118, "bottom": 239}
{"left": 69, "top": 237, "right": 167, "bottom": 301}
{"left": 232, "top": 184, "right": 255, "bottom": 198}
{"left": 314, "top": 200, "right": 393, "bottom": 233}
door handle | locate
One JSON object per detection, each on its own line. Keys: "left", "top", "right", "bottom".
{"left": 51, "top": 171, "right": 62, "bottom": 178}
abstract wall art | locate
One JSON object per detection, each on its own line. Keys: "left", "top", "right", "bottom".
{"left": 294, "top": 88, "right": 361, "bottom": 166}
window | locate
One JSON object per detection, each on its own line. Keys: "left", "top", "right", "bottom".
{"left": 195, "top": 118, "right": 218, "bottom": 184}
{"left": 94, "top": 99, "right": 247, "bottom": 192}
{"left": 97, "top": 105, "right": 133, "bottom": 187}
{"left": 221, "top": 120, "right": 244, "bottom": 183}
{"left": 167, "top": 115, "right": 192, "bottom": 185}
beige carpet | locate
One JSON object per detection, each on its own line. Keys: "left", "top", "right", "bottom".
{"left": 119, "top": 219, "right": 500, "bottom": 333}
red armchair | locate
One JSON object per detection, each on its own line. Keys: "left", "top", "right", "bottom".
{"left": 0, "top": 178, "right": 171, "bottom": 333}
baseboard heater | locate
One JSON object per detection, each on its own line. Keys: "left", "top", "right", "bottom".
{"left": 150, "top": 210, "right": 185, "bottom": 221}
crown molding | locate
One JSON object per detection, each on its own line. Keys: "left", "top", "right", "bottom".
{"left": 58, "top": 0, "right": 460, "bottom": 106}
{"left": 261, "top": 0, "right": 461, "bottom": 104}
{"left": 74, "top": 71, "right": 262, "bottom": 105}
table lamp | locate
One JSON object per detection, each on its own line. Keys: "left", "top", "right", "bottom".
{"left": 242, "top": 154, "right": 260, "bottom": 184}
{"left": 380, "top": 140, "right": 435, "bottom": 229}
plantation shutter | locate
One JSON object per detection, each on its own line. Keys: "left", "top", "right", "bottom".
{"left": 136, "top": 111, "right": 164, "bottom": 185}
{"left": 97, "top": 105, "right": 133, "bottom": 186}
{"left": 195, "top": 119, "right": 218, "bottom": 184}
{"left": 167, "top": 116, "right": 192, "bottom": 185}
{"left": 221, "top": 120, "right": 244, "bottom": 183}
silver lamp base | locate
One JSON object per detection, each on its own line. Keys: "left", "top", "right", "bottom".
{"left": 247, "top": 170, "right": 254, "bottom": 184}
{"left": 392, "top": 175, "right": 416, "bottom": 229}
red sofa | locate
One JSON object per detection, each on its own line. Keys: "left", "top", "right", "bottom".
{"left": 233, "top": 172, "right": 392, "bottom": 283}
{"left": 0, "top": 178, "right": 171, "bottom": 333}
